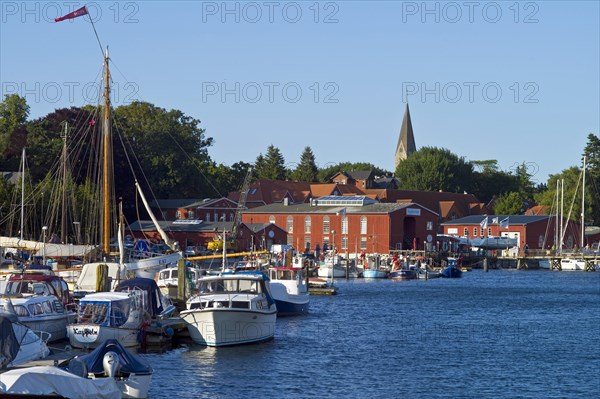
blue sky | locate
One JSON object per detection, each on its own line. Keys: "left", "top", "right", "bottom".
{"left": 1, "top": 1, "right": 599, "bottom": 185}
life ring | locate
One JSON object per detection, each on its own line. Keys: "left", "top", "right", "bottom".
{"left": 442, "top": 242, "right": 449, "bottom": 251}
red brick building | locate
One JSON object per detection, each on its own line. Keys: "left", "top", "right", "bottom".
{"left": 242, "top": 195, "right": 439, "bottom": 255}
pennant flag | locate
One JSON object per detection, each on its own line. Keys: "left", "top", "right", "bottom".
{"left": 54, "top": 6, "right": 88, "bottom": 22}
{"left": 500, "top": 217, "right": 509, "bottom": 229}
{"left": 337, "top": 208, "right": 346, "bottom": 217}
{"left": 492, "top": 216, "right": 499, "bottom": 224}
{"left": 480, "top": 216, "right": 488, "bottom": 230}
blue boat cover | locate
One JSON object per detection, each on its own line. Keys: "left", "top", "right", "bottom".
{"left": 0, "top": 314, "right": 19, "bottom": 368}
{"left": 73, "top": 339, "right": 152, "bottom": 375}
{"left": 115, "top": 277, "right": 164, "bottom": 316}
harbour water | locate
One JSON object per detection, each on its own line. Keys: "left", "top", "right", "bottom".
{"left": 145, "top": 270, "right": 600, "bottom": 398}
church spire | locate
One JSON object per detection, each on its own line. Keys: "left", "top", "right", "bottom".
{"left": 394, "top": 102, "right": 416, "bottom": 169}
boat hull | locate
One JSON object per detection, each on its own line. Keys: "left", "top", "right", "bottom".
{"left": 20, "top": 313, "right": 75, "bottom": 342}
{"left": 181, "top": 308, "right": 276, "bottom": 347}
{"left": 66, "top": 323, "right": 141, "bottom": 349}
{"left": 389, "top": 270, "right": 417, "bottom": 280}
{"left": 274, "top": 297, "right": 309, "bottom": 316}
{"left": 440, "top": 267, "right": 462, "bottom": 278}
{"left": 317, "top": 267, "right": 346, "bottom": 278}
{"left": 363, "top": 269, "right": 388, "bottom": 278}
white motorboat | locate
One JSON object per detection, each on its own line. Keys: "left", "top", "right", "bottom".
{"left": 560, "top": 258, "right": 587, "bottom": 271}
{"left": 0, "top": 271, "right": 76, "bottom": 341}
{"left": 67, "top": 278, "right": 173, "bottom": 349}
{"left": 181, "top": 272, "right": 277, "bottom": 346}
{"left": 268, "top": 267, "right": 309, "bottom": 316}
{"left": 317, "top": 254, "right": 346, "bottom": 278}
{"left": 0, "top": 339, "right": 153, "bottom": 398}
{"left": 0, "top": 313, "right": 50, "bottom": 368}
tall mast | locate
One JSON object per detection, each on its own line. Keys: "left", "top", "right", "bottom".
{"left": 60, "top": 122, "right": 68, "bottom": 244}
{"left": 102, "top": 48, "right": 111, "bottom": 256}
{"left": 581, "top": 156, "right": 586, "bottom": 249}
{"left": 20, "top": 147, "right": 25, "bottom": 241}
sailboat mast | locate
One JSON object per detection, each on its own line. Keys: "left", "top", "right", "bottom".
{"left": 102, "top": 48, "right": 112, "bottom": 256}
{"left": 20, "top": 148, "right": 25, "bottom": 241}
{"left": 581, "top": 156, "right": 586, "bottom": 249}
{"left": 61, "top": 122, "right": 68, "bottom": 244}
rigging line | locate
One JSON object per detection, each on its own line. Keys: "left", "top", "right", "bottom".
{"left": 86, "top": 12, "right": 104, "bottom": 58}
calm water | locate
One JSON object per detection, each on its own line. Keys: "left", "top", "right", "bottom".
{"left": 144, "top": 270, "right": 600, "bottom": 398}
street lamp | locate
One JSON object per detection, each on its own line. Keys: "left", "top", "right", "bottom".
{"left": 42, "top": 226, "right": 48, "bottom": 265}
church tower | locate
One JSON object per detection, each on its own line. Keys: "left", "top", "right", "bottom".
{"left": 394, "top": 102, "right": 416, "bottom": 169}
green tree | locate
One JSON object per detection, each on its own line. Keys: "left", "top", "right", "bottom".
{"left": 291, "top": 147, "right": 318, "bottom": 182}
{"left": 0, "top": 94, "right": 30, "bottom": 164}
{"left": 255, "top": 145, "right": 286, "bottom": 180}
{"left": 583, "top": 133, "right": 600, "bottom": 225}
{"left": 494, "top": 192, "right": 525, "bottom": 215}
{"left": 395, "top": 147, "right": 473, "bottom": 193}
{"left": 317, "top": 162, "right": 390, "bottom": 183}
{"left": 535, "top": 166, "right": 592, "bottom": 223}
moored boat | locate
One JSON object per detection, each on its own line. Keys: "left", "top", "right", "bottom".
{"left": 389, "top": 266, "right": 418, "bottom": 280}
{"left": 268, "top": 267, "right": 309, "bottom": 316}
{"left": 0, "top": 313, "right": 50, "bottom": 369}
{"left": 0, "top": 271, "right": 76, "bottom": 341}
{"left": 180, "top": 272, "right": 277, "bottom": 346}
{"left": 440, "top": 257, "right": 463, "bottom": 278}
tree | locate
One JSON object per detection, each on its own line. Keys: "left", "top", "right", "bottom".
{"left": 0, "top": 94, "right": 30, "bottom": 164}
{"left": 534, "top": 167, "right": 586, "bottom": 221}
{"left": 317, "top": 162, "right": 390, "bottom": 183}
{"left": 395, "top": 147, "right": 474, "bottom": 193}
{"left": 583, "top": 133, "right": 600, "bottom": 225}
{"left": 494, "top": 192, "right": 525, "bottom": 215}
{"left": 254, "top": 145, "right": 286, "bottom": 180}
{"left": 291, "top": 147, "right": 318, "bottom": 182}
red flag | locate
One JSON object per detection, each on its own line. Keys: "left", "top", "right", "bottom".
{"left": 54, "top": 6, "right": 88, "bottom": 22}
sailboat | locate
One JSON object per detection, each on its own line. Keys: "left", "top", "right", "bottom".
{"left": 71, "top": 49, "right": 182, "bottom": 293}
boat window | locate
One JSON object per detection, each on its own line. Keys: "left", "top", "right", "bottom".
{"left": 231, "top": 301, "right": 250, "bottom": 309}
{"left": 42, "top": 301, "right": 54, "bottom": 314}
{"left": 79, "top": 303, "right": 95, "bottom": 322}
{"left": 14, "top": 305, "right": 29, "bottom": 317}
{"left": 28, "top": 302, "right": 44, "bottom": 315}
{"left": 110, "top": 300, "right": 130, "bottom": 327}
{"left": 53, "top": 300, "right": 64, "bottom": 313}
{"left": 92, "top": 304, "right": 109, "bottom": 325}
{"left": 238, "top": 279, "right": 258, "bottom": 293}
{"left": 159, "top": 270, "right": 170, "bottom": 280}
{"left": 51, "top": 280, "right": 62, "bottom": 297}
{"left": 171, "top": 270, "right": 178, "bottom": 278}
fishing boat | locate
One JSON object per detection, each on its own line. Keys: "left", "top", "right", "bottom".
{"left": 1, "top": 339, "right": 152, "bottom": 398}
{"left": 66, "top": 278, "right": 174, "bottom": 349}
{"left": 389, "top": 265, "right": 418, "bottom": 280}
{"left": 440, "top": 257, "right": 463, "bottom": 278}
{"left": 317, "top": 253, "right": 346, "bottom": 278}
{"left": 0, "top": 313, "right": 50, "bottom": 369}
{"left": 180, "top": 272, "right": 277, "bottom": 346}
{"left": 0, "top": 271, "right": 76, "bottom": 341}
{"left": 268, "top": 267, "right": 309, "bottom": 316}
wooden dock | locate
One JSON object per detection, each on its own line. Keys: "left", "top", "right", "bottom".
{"left": 309, "top": 286, "right": 338, "bottom": 295}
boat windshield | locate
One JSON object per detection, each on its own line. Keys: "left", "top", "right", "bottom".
{"left": 4, "top": 281, "right": 52, "bottom": 296}
{"left": 78, "top": 299, "right": 130, "bottom": 327}
{"left": 199, "top": 278, "right": 262, "bottom": 294}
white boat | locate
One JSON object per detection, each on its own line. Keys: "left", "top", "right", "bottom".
{"left": 157, "top": 265, "right": 205, "bottom": 297}
{"left": 67, "top": 278, "right": 172, "bottom": 349}
{"left": 317, "top": 254, "right": 346, "bottom": 278}
{"left": 560, "top": 258, "right": 587, "bottom": 271}
{"left": 0, "top": 339, "right": 153, "bottom": 399}
{"left": 180, "top": 272, "right": 277, "bottom": 346}
{"left": 0, "top": 272, "right": 76, "bottom": 341}
{"left": 268, "top": 267, "right": 309, "bottom": 316}
{"left": 0, "top": 313, "right": 50, "bottom": 368}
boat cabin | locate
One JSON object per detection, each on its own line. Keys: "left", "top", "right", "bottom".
{"left": 5, "top": 272, "right": 73, "bottom": 307}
